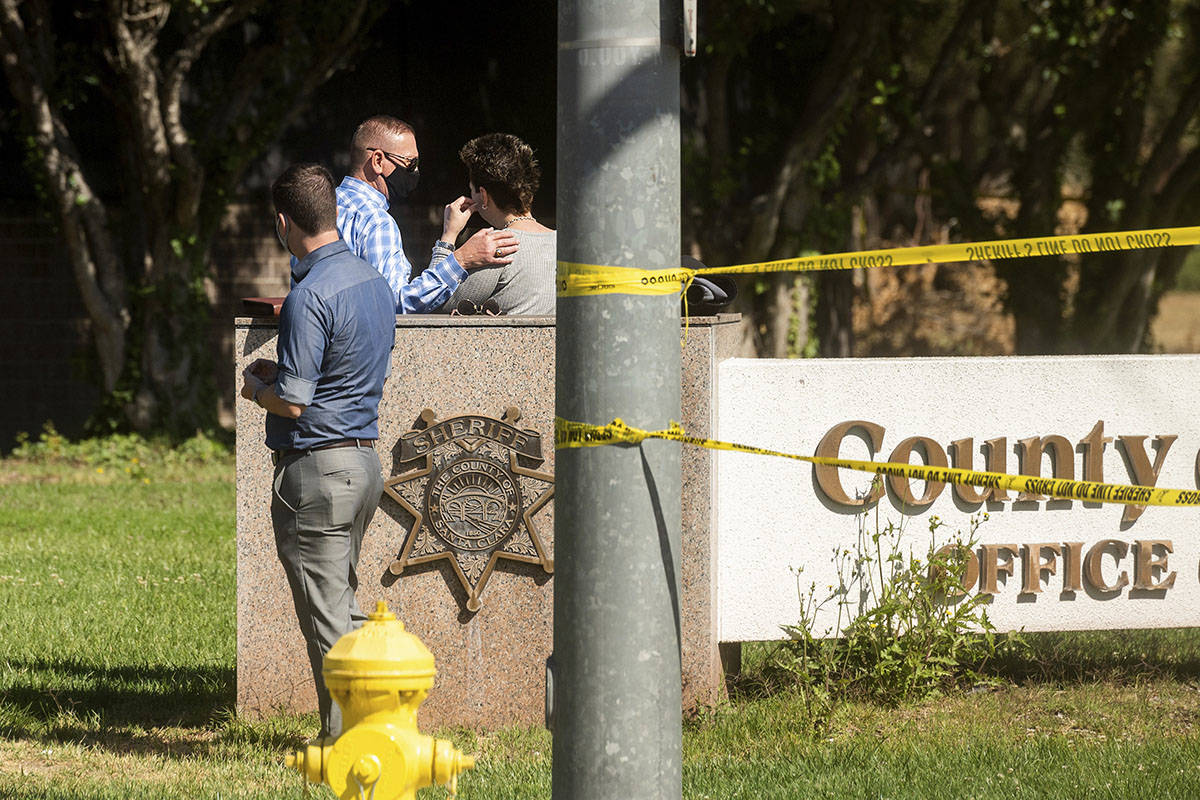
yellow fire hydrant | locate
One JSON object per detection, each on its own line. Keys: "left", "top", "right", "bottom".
{"left": 286, "top": 601, "right": 475, "bottom": 799}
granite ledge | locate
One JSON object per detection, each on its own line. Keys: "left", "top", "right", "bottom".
{"left": 234, "top": 313, "right": 741, "bottom": 329}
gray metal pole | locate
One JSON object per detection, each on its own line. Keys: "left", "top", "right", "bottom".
{"left": 554, "top": 1, "right": 682, "bottom": 799}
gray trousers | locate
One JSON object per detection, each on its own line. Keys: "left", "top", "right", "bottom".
{"left": 271, "top": 444, "right": 383, "bottom": 738}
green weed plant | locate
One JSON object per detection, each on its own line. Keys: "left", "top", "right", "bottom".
{"left": 6, "top": 422, "right": 231, "bottom": 483}
{"left": 768, "top": 506, "right": 1026, "bottom": 728}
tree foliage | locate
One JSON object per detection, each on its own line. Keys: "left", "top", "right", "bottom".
{"left": 684, "top": 0, "right": 1200, "bottom": 357}
{"left": 4, "top": 1, "right": 1198, "bottom": 436}
{"left": 0, "top": 0, "right": 385, "bottom": 434}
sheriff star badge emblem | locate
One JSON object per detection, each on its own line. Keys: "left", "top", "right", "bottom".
{"left": 383, "top": 407, "right": 554, "bottom": 612}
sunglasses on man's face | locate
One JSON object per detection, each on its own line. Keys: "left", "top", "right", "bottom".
{"left": 369, "top": 148, "right": 419, "bottom": 172}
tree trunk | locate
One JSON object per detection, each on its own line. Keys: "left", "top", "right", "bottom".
{"left": 3, "top": 0, "right": 383, "bottom": 434}
{"left": 0, "top": 0, "right": 130, "bottom": 391}
{"left": 817, "top": 271, "right": 854, "bottom": 357}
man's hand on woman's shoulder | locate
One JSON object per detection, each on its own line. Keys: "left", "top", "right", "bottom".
{"left": 455, "top": 228, "right": 520, "bottom": 270}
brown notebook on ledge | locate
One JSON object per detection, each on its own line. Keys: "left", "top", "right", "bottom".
{"left": 242, "top": 297, "right": 285, "bottom": 317}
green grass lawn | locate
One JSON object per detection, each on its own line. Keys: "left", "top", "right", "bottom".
{"left": 1, "top": 452, "right": 1199, "bottom": 798}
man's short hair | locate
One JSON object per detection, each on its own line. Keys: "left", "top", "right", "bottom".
{"left": 351, "top": 115, "right": 415, "bottom": 156}
{"left": 271, "top": 163, "right": 337, "bottom": 235}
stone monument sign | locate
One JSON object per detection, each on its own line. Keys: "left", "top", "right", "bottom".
{"left": 235, "top": 314, "right": 740, "bottom": 728}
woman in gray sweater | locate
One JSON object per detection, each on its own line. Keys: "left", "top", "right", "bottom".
{"left": 433, "top": 133, "right": 556, "bottom": 315}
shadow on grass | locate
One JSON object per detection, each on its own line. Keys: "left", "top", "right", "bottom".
{"left": 722, "top": 641, "right": 805, "bottom": 704}
{"left": 0, "top": 657, "right": 235, "bottom": 755}
{"left": 0, "top": 658, "right": 320, "bottom": 763}
{"left": 983, "top": 628, "right": 1200, "bottom": 684}
{"left": 725, "top": 628, "right": 1200, "bottom": 704}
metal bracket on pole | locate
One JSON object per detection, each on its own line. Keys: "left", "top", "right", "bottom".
{"left": 683, "top": 0, "right": 697, "bottom": 56}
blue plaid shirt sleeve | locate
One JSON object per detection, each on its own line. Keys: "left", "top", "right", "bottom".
{"left": 398, "top": 252, "right": 468, "bottom": 313}
{"left": 333, "top": 178, "right": 468, "bottom": 313}
{"left": 360, "top": 217, "right": 412, "bottom": 305}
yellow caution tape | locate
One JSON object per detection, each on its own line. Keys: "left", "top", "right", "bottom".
{"left": 554, "top": 417, "right": 1200, "bottom": 508}
{"left": 558, "top": 225, "right": 1200, "bottom": 297}
{"left": 557, "top": 262, "right": 697, "bottom": 297}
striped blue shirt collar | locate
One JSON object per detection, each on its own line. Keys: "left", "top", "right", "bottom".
{"left": 338, "top": 176, "right": 389, "bottom": 211}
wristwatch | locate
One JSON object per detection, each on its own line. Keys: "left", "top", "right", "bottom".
{"left": 253, "top": 385, "right": 265, "bottom": 408}
{"left": 435, "top": 239, "right": 455, "bottom": 250}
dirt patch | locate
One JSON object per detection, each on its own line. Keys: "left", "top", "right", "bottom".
{"left": 0, "top": 728, "right": 220, "bottom": 786}
{"left": 0, "top": 740, "right": 167, "bottom": 784}
{"left": 0, "top": 468, "right": 70, "bottom": 485}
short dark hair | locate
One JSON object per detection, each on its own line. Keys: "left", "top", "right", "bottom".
{"left": 459, "top": 133, "right": 540, "bottom": 213}
{"left": 352, "top": 115, "right": 415, "bottom": 158}
{"left": 271, "top": 163, "right": 337, "bottom": 235}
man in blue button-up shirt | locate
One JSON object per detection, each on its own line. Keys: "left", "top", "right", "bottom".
{"left": 336, "top": 115, "right": 522, "bottom": 312}
{"left": 240, "top": 163, "right": 394, "bottom": 740}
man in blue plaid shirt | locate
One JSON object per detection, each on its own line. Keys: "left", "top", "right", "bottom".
{"left": 335, "top": 115, "right": 519, "bottom": 313}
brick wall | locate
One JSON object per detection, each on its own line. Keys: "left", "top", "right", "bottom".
{"left": 0, "top": 219, "right": 99, "bottom": 450}
{"left": 209, "top": 203, "right": 292, "bottom": 427}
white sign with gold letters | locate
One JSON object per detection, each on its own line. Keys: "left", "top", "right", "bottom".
{"left": 716, "top": 355, "right": 1200, "bottom": 641}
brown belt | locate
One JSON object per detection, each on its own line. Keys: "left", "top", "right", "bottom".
{"left": 272, "top": 438, "right": 374, "bottom": 465}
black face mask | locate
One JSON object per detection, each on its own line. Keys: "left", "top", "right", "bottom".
{"left": 384, "top": 165, "right": 419, "bottom": 202}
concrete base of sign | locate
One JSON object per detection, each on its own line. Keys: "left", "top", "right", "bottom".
{"left": 235, "top": 314, "right": 740, "bottom": 729}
